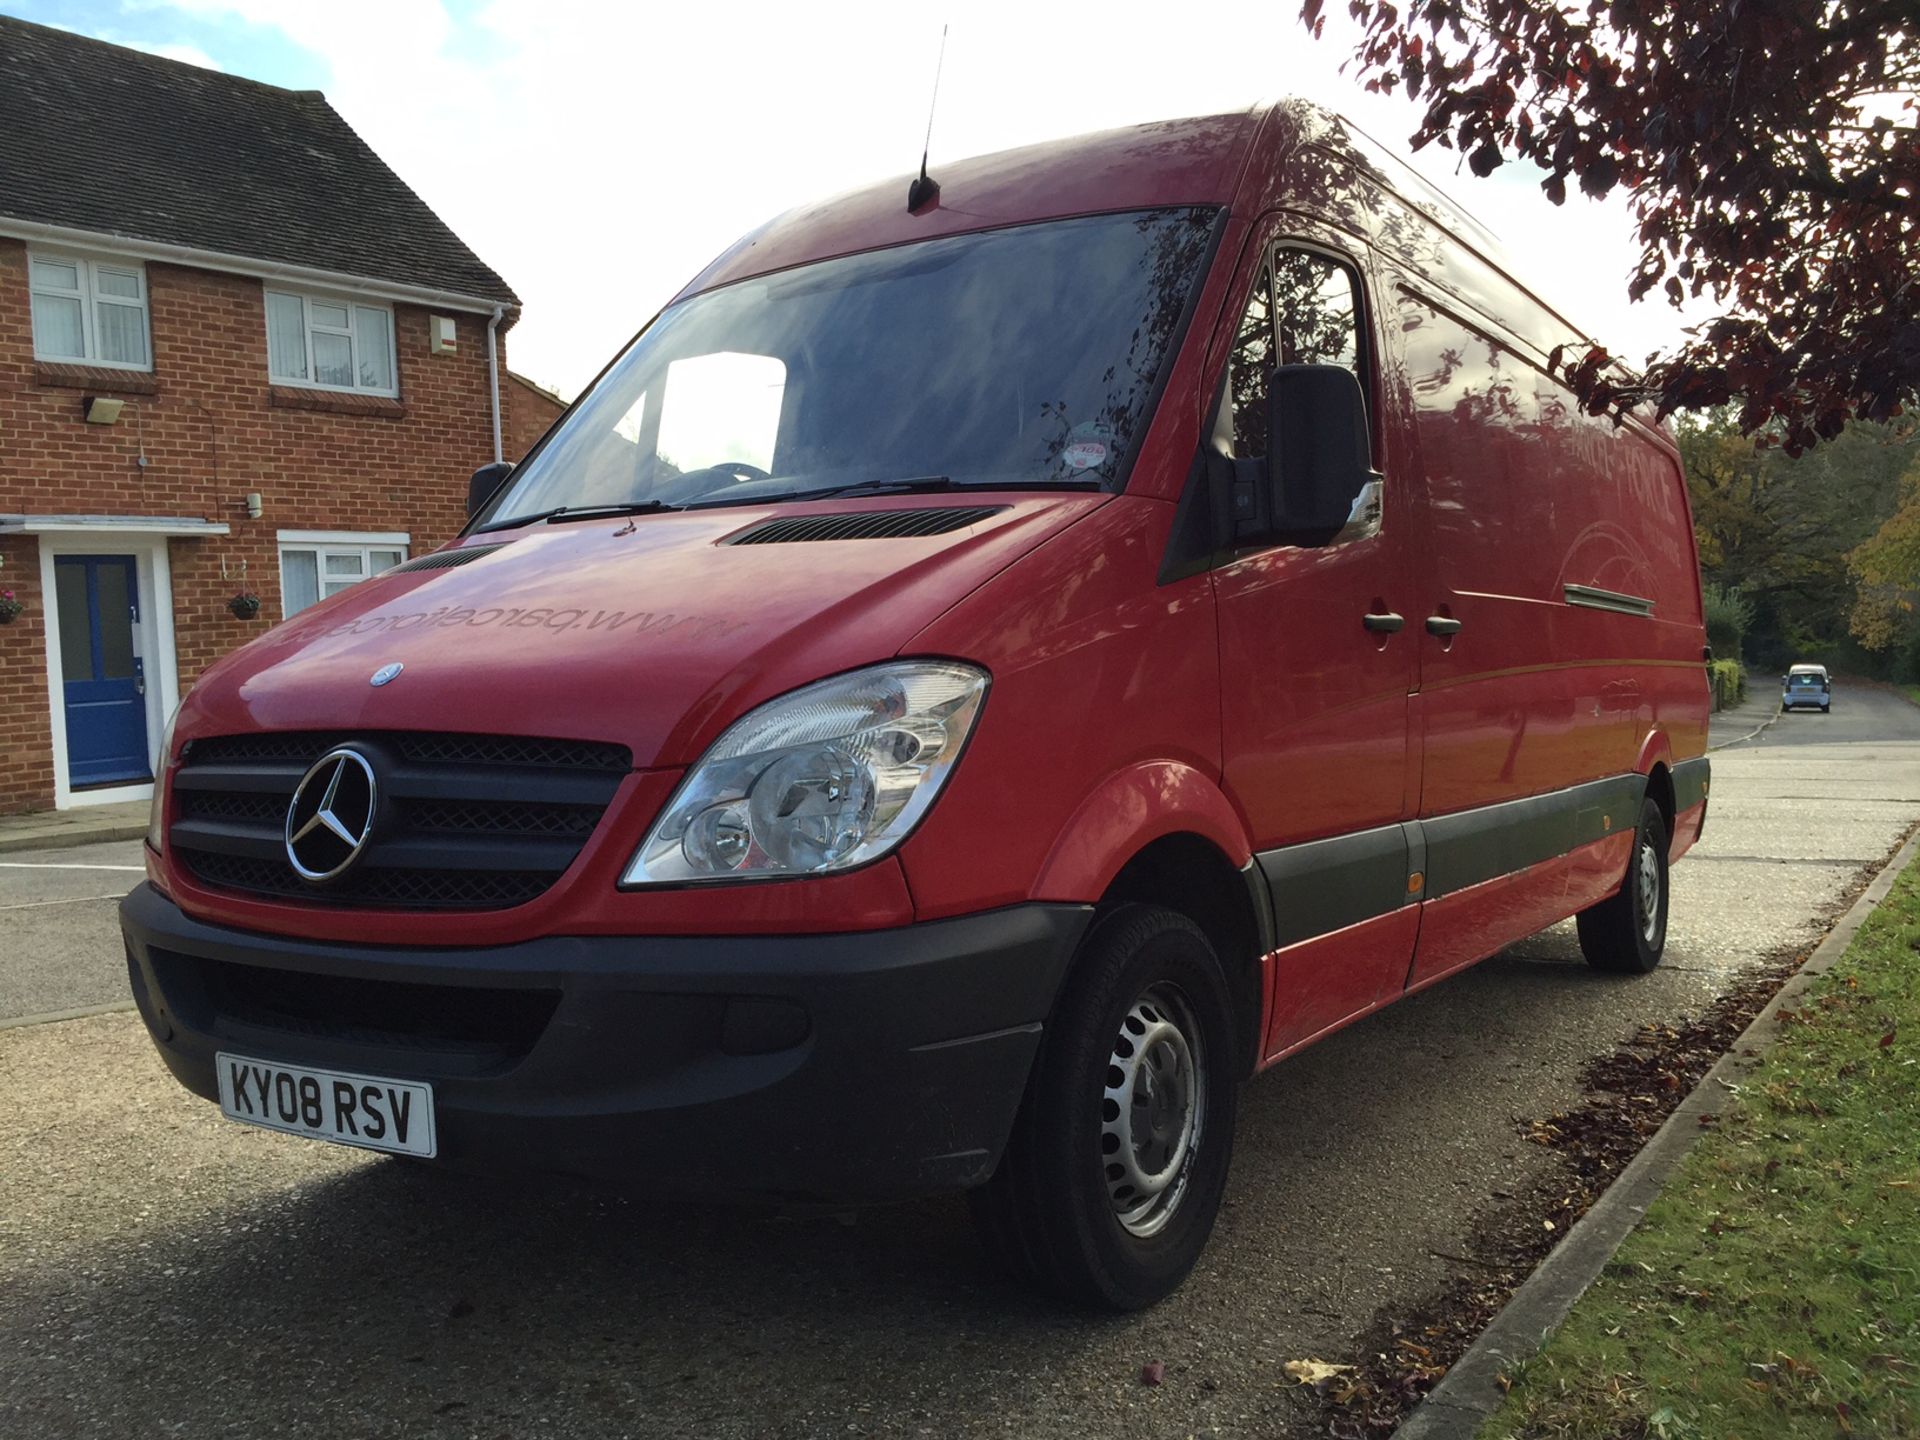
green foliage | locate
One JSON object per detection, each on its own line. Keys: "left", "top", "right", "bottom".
{"left": 1678, "top": 410, "right": 1917, "bottom": 670}
{"left": 1711, "top": 660, "right": 1744, "bottom": 710}
{"left": 1482, "top": 862, "right": 1920, "bottom": 1439}
{"left": 1700, "top": 583, "right": 1752, "bottom": 660}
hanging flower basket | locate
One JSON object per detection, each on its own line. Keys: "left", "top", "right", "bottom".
{"left": 227, "top": 591, "right": 262, "bottom": 621}
{"left": 0, "top": 590, "right": 22, "bottom": 625}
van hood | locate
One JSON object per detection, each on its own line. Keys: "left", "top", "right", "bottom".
{"left": 181, "top": 495, "right": 1104, "bottom": 769}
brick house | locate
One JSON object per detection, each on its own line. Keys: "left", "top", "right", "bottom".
{"left": 505, "top": 371, "right": 568, "bottom": 461}
{"left": 0, "top": 16, "right": 543, "bottom": 815}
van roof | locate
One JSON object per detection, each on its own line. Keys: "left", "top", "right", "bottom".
{"left": 1788, "top": 664, "right": 1829, "bottom": 674}
{"left": 674, "top": 107, "right": 1264, "bottom": 303}
{"left": 672, "top": 99, "right": 1590, "bottom": 351}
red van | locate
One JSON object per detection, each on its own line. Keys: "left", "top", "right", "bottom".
{"left": 122, "top": 100, "right": 1709, "bottom": 1309}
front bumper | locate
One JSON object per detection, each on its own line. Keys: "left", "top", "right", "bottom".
{"left": 121, "top": 884, "right": 1088, "bottom": 1202}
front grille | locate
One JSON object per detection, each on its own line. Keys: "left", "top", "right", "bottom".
{"left": 187, "top": 952, "right": 560, "bottom": 1057}
{"left": 170, "top": 730, "right": 631, "bottom": 911}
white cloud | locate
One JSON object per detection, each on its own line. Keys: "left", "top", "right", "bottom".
{"left": 150, "top": 0, "right": 1702, "bottom": 397}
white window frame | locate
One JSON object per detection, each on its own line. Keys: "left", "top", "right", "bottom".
{"left": 277, "top": 530, "right": 411, "bottom": 618}
{"left": 28, "top": 250, "right": 153, "bottom": 371}
{"left": 264, "top": 288, "right": 400, "bottom": 398}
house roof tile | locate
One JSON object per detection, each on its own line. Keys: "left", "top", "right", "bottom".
{"left": 0, "top": 15, "right": 517, "bottom": 306}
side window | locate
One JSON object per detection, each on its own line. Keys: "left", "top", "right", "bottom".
{"left": 1213, "top": 243, "right": 1381, "bottom": 549}
{"left": 1222, "top": 265, "right": 1273, "bottom": 460}
{"left": 1272, "top": 248, "right": 1363, "bottom": 375}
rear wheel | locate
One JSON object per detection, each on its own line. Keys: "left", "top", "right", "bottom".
{"left": 1576, "top": 796, "right": 1669, "bottom": 974}
{"left": 969, "top": 904, "right": 1238, "bottom": 1310}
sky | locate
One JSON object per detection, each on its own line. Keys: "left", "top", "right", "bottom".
{"left": 8, "top": 0, "right": 1704, "bottom": 400}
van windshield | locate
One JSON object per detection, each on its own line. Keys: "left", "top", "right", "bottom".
{"left": 479, "top": 207, "right": 1220, "bottom": 526}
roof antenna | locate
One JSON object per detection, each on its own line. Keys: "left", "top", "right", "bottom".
{"left": 907, "top": 25, "right": 948, "bottom": 214}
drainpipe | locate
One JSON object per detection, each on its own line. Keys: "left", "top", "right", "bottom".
{"left": 486, "top": 304, "right": 505, "bottom": 463}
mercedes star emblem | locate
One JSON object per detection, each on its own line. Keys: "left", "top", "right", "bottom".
{"left": 285, "top": 748, "right": 379, "bottom": 882}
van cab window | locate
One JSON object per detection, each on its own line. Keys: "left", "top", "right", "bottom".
{"left": 480, "top": 208, "right": 1220, "bottom": 527}
{"left": 1217, "top": 244, "right": 1370, "bottom": 464}
{"left": 1225, "top": 266, "right": 1274, "bottom": 460}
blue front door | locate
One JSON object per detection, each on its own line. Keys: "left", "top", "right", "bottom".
{"left": 55, "top": 555, "right": 151, "bottom": 787}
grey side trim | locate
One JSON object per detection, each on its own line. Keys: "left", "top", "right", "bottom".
{"left": 1238, "top": 858, "right": 1278, "bottom": 960}
{"left": 1257, "top": 824, "right": 1410, "bottom": 950}
{"left": 1253, "top": 771, "right": 1658, "bottom": 950}
{"left": 1423, "top": 773, "right": 1646, "bottom": 900}
{"left": 1672, "top": 756, "right": 1710, "bottom": 813}
{"left": 1564, "top": 582, "right": 1656, "bottom": 617}
{"left": 1403, "top": 821, "right": 1427, "bottom": 900}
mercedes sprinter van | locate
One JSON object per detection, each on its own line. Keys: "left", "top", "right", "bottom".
{"left": 123, "top": 100, "right": 1711, "bottom": 1309}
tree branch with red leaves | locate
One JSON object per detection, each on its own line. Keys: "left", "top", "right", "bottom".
{"left": 1301, "top": 0, "right": 1919, "bottom": 453}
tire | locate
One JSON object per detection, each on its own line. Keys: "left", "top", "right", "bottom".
{"left": 969, "top": 904, "right": 1238, "bottom": 1310}
{"left": 1576, "top": 796, "right": 1670, "bottom": 974}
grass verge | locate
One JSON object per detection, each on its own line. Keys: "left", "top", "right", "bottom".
{"left": 1481, "top": 859, "right": 1920, "bottom": 1439}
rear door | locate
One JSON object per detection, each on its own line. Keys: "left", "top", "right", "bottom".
{"left": 1211, "top": 225, "right": 1423, "bottom": 1056}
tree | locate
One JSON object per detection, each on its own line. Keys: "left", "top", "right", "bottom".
{"left": 1300, "top": 1, "right": 1919, "bottom": 453}
{"left": 1675, "top": 410, "right": 1911, "bottom": 663}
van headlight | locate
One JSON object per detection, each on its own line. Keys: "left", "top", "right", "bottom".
{"left": 146, "top": 708, "right": 181, "bottom": 855}
{"left": 621, "top": 660, "right": 988, "bottom": 886}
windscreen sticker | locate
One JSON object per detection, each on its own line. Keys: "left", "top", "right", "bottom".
{"left": 1062, "top": 439, "right": 1109, "bottom": 471}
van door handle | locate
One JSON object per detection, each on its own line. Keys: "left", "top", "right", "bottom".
{"left": 1425, "top": 615, "right": 1463, "bottom": 636}
{"left": 1362, "top": 611, "right": 1405, "bottom": 633}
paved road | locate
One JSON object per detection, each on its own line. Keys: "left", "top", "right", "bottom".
{"left": 5, "top": 685, "right": 1918, "bottom": 1439}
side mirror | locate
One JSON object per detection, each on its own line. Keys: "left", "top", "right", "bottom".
{"left": 466, "top": 460, "right": 514, "bottom": 519}
{"left": 1264, "top": 364, "right": 1375, "bottom": 546}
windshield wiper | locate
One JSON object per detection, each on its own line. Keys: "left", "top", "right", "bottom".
{"left": 479, "top": 500, "right": 680, "bottom": 533}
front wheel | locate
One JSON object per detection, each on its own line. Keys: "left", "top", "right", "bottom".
{"left": 969, "top": 904, "right": 1238, "bottom": 1310}
{"left": 1576, "top": 796, "right": 1670, "bottom": 973}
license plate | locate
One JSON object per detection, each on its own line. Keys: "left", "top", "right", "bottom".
{"left": 216, "top": 1052, "right": 437, "bottom": 1158}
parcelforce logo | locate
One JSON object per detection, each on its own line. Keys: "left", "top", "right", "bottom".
{"left": 284, "top": 748, "right": 379, "bottom": 882}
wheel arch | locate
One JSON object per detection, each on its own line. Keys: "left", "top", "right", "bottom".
{"left": 1633, "top": 729, "right": 1677, "bottom": 835}
{"left": 1087, "top": 832, "right": 1270, "bottom": 1080}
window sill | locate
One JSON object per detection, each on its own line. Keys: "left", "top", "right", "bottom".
{"left": 34, "top": 362, "right": 159, "bottom": 395}
{"left": 269, "top": 386, "right": 407, "bottom": 419}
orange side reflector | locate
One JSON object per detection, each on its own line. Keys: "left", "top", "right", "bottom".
{"left": 1407, "top": 871, "right": 1424, "bottom": 895}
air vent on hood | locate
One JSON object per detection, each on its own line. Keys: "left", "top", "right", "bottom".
{"left": 726, "top": 506, "right": 1006, "bottom": 545}
{"left": 388, "top": 543, "right": 508, "bottom": 574}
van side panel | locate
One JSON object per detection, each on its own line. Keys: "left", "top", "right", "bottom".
{"left": 1393, "top": 287, "right": 1635, "bottom": 811}
{"left": 1380, "top": 267, "right": 1707, "bottom": 991}
{"left": 899, "top": 496, "right": 1228, "bottom": 919}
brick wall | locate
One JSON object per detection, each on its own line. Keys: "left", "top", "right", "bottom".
{"left": 0, "top": 237, "right": 515, "bottom": 813}
{"left": 504, "top": 371, "right": 567, "bottom": 461}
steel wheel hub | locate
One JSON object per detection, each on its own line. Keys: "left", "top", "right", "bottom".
{"left": 1638, "top": 837, "right": 1662, "bottom": 942}
{"left": 1101, "top": 984, "right": 1205, "bottom": 1238}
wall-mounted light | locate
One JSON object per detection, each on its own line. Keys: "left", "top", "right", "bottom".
{"left": 82, "top": 395, "right": 124, "bottom": 425}
{"left": 245, "top": 492, "right": 264, "bottom": 520}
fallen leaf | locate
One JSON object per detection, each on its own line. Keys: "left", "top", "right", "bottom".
{"left": 1283, "top": 1359, "right": 1355, "bottom": 1386}
{"left": 1880, "top": 1030, "right": 1896, "bottom": 1049}
{"left": 1140, "top": 1361, "right": 1165, "bottom": 1386}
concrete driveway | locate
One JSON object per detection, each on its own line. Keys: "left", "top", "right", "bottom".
{"left": 4, "top": 684, "right": 1917, "bottom": 1439}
